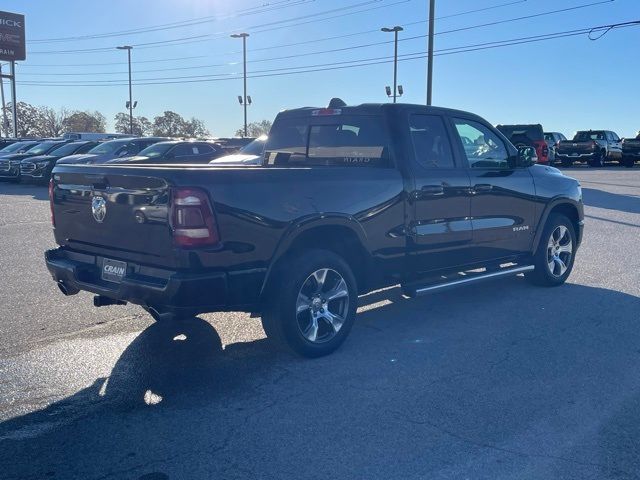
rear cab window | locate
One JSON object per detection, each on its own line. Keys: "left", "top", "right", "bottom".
{"left": 265, "top": 112, "right": 391, "bottom": 167}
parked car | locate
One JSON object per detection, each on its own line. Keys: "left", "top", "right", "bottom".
{"left": 496, "top": 124, "right": 549, "bottom": 165}
{"left": 107, "top": 140, "right": 225, "bottom": 164}
{"left": 0, "top": 138, "right": 19, "bottom": 150}
{"left": 211, "top": 137, "right": 255, "bottom": 154}
{"left": 0, "top": 140, "right": 40, "bottom": 157}
{"left": 58, "top": 137, "right": 170, "bottom": 165}
{"left": 209, "top": 135, "right": 267, "bottom": 165}
{"left": 46, "top": 101, "right": 584, "bottom": 358}
{"left": 0, "top": 140, "right": 71, "bottom": 182}
{"left": 555, "top": 130, "right": 623, "bottom": 167}
{"left": 63, "top": 132, "right": 133, "bottom": 141}
{"left": 544, "top": 131, "right": 567, "bottom": 165}
{"left": 621, "top": 131, "right": 640, "bottom": 168}
{"left": 20, "top": 141, "right": 99, "bottom": 184}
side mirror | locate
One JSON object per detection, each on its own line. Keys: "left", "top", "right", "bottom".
{"left": 517, "top": 146, "right": 538, "bottom": 167}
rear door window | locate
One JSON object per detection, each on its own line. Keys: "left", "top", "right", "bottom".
{"left": 409, "top": 114, "right": 455, "bottom": 168}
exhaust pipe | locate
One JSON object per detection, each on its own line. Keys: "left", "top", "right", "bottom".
{"left": 93, "top": 295, "right": 127, "bottom": 307}
{"left": 146, "top": 307, "right": 176, "bottom": 322}
{"left": 58, "top": 281, "right": 79, "bottom": 296}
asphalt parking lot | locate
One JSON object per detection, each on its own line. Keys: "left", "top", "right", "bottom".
{"left": 1, "top": 167, "right": 639, "bottom": 480}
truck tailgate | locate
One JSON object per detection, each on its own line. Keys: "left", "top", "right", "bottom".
{"left": 52, "top": 169, "right": 175, "bottom": 264}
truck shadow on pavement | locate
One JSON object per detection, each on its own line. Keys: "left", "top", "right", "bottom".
{"left": 0, "top": 181, "right": 49, "bottom": 201}
{"left": 1, "top": 280, "right": 640, "bottom": 479}
{"left": 582, "top": 187, "right": 640, "bottom": 215}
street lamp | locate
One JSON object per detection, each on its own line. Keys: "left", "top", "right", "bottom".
{"left": 381, "top": 26, "right": 403, "bottom": 103}
{"left": 231, "top": 33, "right": 250, "bottom": 137}
{"left": 117, "top": 45, "right": 134, "bottom": 134}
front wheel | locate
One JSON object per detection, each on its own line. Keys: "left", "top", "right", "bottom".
{"left": 589, "top": 151, "right": 605, "bottom": 168}
{"left": 261, "top": 249, "right": 357, "bottom": 358}
{"left": 622, "top": 156, "right": 635, "bottom": 168}
{"left": 526, "top": 214, "right": 577, "bottom": 287}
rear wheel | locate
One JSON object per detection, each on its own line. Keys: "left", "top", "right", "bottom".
{"left": 561, "top": 158, "right": 573, "bottom": 168}
{"left": 261, "top": 249, "right": 357, "bottom": 358}
{"left": 526, "top": 214, "right": 576, "bottom": 287}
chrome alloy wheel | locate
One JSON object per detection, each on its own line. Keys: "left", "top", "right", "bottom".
{"left": 546, "top": 225, "right": 573, "bottom": 277}
{"left": 295, "top": 268, "right": 349, "bottom": 343}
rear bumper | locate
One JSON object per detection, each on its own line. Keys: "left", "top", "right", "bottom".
{"left": 45, "top": 247, "right": 262, "bottom": 314}
{"left": 556, "top": 152, "right": 597, "bottom": 160}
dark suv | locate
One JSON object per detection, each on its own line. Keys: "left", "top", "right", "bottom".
{"left": 57, "top": 137, "right": 169, "bottom": 165}
{"left": 107, "top": 140, "right": 225, "bottom": 164}
{"left": 496, "top": 124, "right": 549, "bottom": 164}
{"left": 0, "top": 140, "right": 71, "bottom": 182}
{"left": 20, "top": 141, "right": 99, "bottom": 184}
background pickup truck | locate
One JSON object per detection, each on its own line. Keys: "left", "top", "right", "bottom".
{"left": 46, "top": 102, "right": 584, "bottom": 357}
{"left": 621, "top": 131, "right": 640, "bottom": 168}
{"left": 555, "top": 130, "right": 623, "bottom": 168}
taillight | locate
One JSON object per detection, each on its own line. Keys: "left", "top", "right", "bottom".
{"left": 534, "top": 140, "right": 548, "bottom": 162}
{"left": 170, "top": 187, "right": 220, "bottom": 248}
{"left": 48, "top": 179, "right": 56, "bottom": 227}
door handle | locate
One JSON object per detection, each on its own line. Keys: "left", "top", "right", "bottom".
{"left": 473, "top": 184, "right": 493, "bottom": 193}
{"left": 420, "top": 185, "right": 444, "bottom": 196}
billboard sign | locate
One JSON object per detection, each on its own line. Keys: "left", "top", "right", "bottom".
{"left": 0, "top": 11, "right": 25, "bottom": 62}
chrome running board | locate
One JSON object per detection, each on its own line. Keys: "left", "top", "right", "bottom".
{"left": 404, "top": 265, "right": 535, "bottom": 297}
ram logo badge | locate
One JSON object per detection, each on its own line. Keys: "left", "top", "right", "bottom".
{"left": 513, "top": 225, "right": 530, "bottom": 232}
{"left": 91, "top": 196, "right": 107, "bottom": 223}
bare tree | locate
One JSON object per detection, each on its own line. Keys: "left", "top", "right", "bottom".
{"left": 183, "top": 117, "right": 210, "bottom": 138}
{"left": 63, "top": 110, "right": 106, "bottom": 133}
{"left": 39, "top": 107, "right": 70, "bottom": 137}
{"left": 5, "top": 102, "right": 46, "bottom": 138}
{"left": 114, "top": 112, "right": 152, "bottom": 136}
{"left": 235, "top": 120, "right": 272, "bottom": 137}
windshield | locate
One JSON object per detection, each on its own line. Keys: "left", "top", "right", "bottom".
{"left": 497, "top": 125, "right": 543, "bottom": 141}
{"left": 138, "top": 142, "right": 175, "bottom": 158}
{"left": 574, "top": 131, "right": 605, "bottom": 141}
{"left": 0, "top": 142, "right": 36, "bottom": 153}
{"left": 49, "top": 142, "right": 84, "bottom": 156}
{"left": 25, "top": 142, "right": 61, "bottom": 155}
{"left": 87, "top": 140, "right": 130, "bottom": 155}
{"left": 239, "top": 136, "right": 267, "bottom": 156}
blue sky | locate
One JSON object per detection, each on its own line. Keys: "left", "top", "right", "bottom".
{"left": 2, "top": 0, "right": 639, "bottom": 137}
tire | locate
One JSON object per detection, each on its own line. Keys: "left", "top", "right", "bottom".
{"left": 622, "top": 156, "right": 635, "bottom": 168}
{"left": 589, "top": 151, "right": 605, "bottom": 168}
{"left": 526, "top": 213, "right": 577, "bottom": 287}
{"left": 261, "top": 249, "right": 358, "bottom": 358}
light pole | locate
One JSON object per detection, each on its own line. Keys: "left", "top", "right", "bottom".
{"left": 381, "top": 26, "right": 403, "bottom": 103}
{"left": 427, "top": 0, "right": 435, "bottom": 105}
{"left": 117, "top": 45, "right": 134, "bottom": 134}
{"left": 231, "top": 33, "right": 249, "bottom": 137}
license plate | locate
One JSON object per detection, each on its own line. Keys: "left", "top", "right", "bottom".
{"left": 101, "top": 258, "right": 127, "bottom": 283}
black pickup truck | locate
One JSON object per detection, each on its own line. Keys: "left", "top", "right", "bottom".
{"left": 46, "top": 101, "right": 584, "bottom": 357}
{"left": 622, "top": 131, "right": 640, "bottom": 168}
{"left": 555, "top": 130, "right": 623, "bottom": 168}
